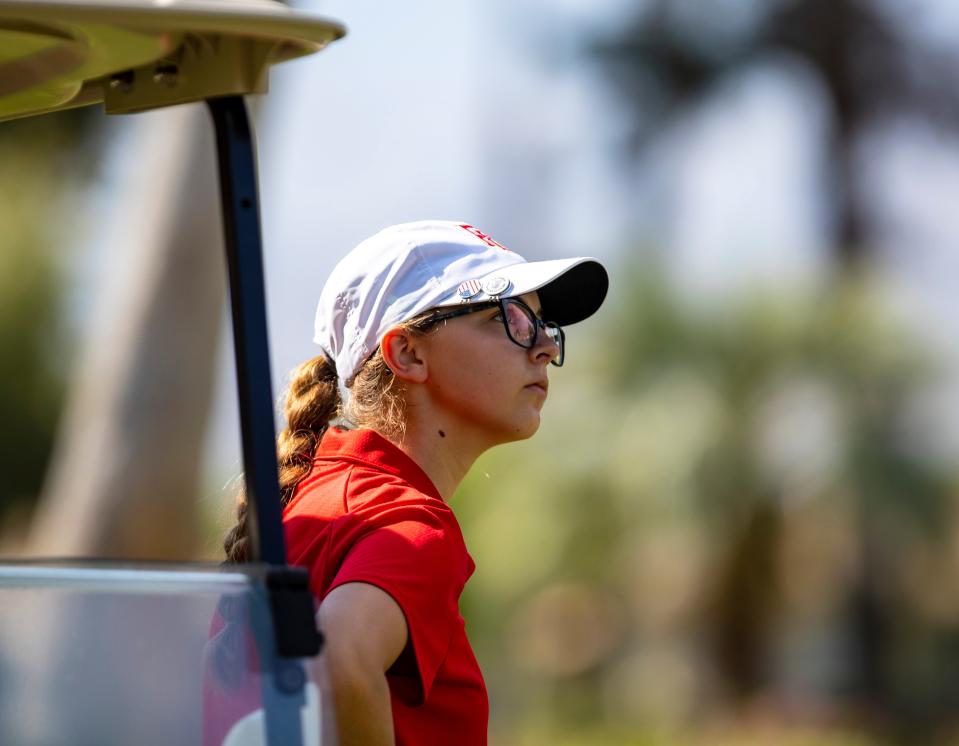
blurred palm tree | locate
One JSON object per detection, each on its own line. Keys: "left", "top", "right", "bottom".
{"left": 588, "top": 0, "right": 959, "bottom": 269}
{"left": 585, "top": 0, "right": 959, "bottom": 724}
{"left": 26, "top": 104, "right": 226, "bottom": 561}
{"left": 0, "top": 99, "right": 225, "bottom": 561}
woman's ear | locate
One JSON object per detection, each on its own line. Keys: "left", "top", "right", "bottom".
{"left": 381, "top": 328, "right": 428, "bottom": 384}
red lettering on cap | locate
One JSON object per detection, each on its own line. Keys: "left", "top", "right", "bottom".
{"left": 460, "top": 224, "right": 516, "bottom": 254}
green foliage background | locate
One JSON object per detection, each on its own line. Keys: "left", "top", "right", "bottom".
{"left": 456, "top": 260, "right": 959, "bottom": 745}
{"left": 3, "top": 116, "right": 956, "bottom": 742}
{"left": 0, "top": 112, "right": 98, "bottom": 525}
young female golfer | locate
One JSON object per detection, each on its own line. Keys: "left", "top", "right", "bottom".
{"left": 223, "top": 220, "right": 608, "bottom": 745}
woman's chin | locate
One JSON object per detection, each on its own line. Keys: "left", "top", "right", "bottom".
{"left": 504, "top": 413, "right": 541, "bottom": 443}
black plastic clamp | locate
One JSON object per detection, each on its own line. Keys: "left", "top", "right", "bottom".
{"left": 266, "top": 566, "right": 324, "bottom": 658}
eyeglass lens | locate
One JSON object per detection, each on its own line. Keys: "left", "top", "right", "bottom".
{"left": 502, "top": 300, "right": 565, "bottom": 365}
{"left": 504, "top": 301, "right": 536, "bottom": 345}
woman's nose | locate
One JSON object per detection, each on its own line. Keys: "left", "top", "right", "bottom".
{"left": 529, "top": 323, "right": 560, "bottom": 365}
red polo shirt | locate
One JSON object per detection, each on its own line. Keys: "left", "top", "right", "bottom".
{"left": 283, "top": 427, "right": 488, "bottom": 746}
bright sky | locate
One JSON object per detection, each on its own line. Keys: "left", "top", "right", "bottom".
{"left": 69, "top": 0, "right": 959, "bottom": 482}
{"left": 257, "top": 0, "right": 634, "bottom": 378}
{"left": 206, "top": 0, "right": 959, "bottom": 478}
{"left": 206, "top": 0, "right": 636, "bottom": 478}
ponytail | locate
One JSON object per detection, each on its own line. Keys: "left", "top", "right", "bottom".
{"left": 222, "top": 311, "right": 437, "bottom": 564}
{"left": 222, "top": 355, "right": 340, "bottom": 563}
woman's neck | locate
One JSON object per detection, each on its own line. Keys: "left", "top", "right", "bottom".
{"left": 393, "top": 421, "right": 488, "bottom": 502}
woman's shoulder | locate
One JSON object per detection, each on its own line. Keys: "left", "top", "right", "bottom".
{"left": 345, "top": 463, "right": 444, "bottom": 504}
{"left": 287, "top": 455, "right": 454, "bottom": 526}
{"left": 335, "top": 469, "right": 463, "bottom": 552}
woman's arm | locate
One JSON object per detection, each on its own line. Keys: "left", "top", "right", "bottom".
{"left": 314, "top": 582, "right": 409, "bottom": 746}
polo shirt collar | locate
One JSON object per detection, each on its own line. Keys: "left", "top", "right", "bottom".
{"left": 315, "top": 427, "right": 443, "bottom": 501}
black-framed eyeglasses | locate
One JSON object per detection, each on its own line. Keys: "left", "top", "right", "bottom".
{"left": 427, "top": 297, "right": 566, "bottom": 367}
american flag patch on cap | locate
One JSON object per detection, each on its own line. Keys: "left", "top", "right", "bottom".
{"left": 457, "top": 279, "right": 483, "bottom": 299}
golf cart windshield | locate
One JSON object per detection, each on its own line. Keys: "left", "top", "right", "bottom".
{"left": 0, "top": 562, "right": 328, "bottom": 745}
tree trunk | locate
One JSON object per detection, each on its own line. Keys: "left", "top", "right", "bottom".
{"left": 27, "top": 103, "right": 226, "bottom": 560}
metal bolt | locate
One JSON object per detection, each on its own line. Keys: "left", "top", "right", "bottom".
{"left": 153, "top": 64, "right": 179, "bottom": 88}
{"left": 275, "top": 662, "right": 306, "bottom": 694}
{"left": 108, "top": 72, "right": 134, "bottom": 94}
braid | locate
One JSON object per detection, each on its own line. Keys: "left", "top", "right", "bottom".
{"left": 222, "top": 311, "right": 437, "bottom": 564}
{"left": 223, "top": 355, "right": 340, "bottom": 563}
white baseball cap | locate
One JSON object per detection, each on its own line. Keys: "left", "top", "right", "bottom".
{"left": 313, "top": 220, "right": 608, "bottom": 393}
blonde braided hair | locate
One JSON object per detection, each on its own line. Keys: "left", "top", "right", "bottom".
{"left": 223, "top": 313, "right": 435, "bottom": 563}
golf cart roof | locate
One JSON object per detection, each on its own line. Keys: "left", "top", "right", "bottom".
{"left": 0, "top": 0, "right": 345, "bottom": 121}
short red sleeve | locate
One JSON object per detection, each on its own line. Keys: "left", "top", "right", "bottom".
{"left": 327, "top": 510, "right": 460, "bottom": 705}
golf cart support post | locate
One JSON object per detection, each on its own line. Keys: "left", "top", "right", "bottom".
{"left": 208, "top": 93, "right": 321, "bottom": 657}
{"left": 0, "top": 0, "right": 347, "bottom": 732}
